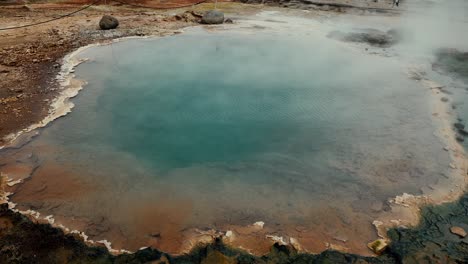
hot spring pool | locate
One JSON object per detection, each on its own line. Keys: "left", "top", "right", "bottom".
{"left": 1, "top": 27, "right": 450, "bottom": 254}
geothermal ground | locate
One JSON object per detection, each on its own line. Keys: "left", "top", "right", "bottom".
{"left": 0, "top": 1, "right": 468, "bottom": 263}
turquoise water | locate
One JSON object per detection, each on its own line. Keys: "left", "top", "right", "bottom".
{"left": 4, "top": 29, "right": 450, "bottom": 253}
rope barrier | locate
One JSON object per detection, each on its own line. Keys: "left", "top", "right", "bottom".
{"left": 0, "top": 0, "right": 101, "bottom": 31}
{"left": 0, "top": 0, "right": 212, "bottom": 31}
{"left": 112, "top": 0, "right": 210, "bottom": 10}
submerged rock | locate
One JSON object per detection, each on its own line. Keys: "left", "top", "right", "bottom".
{"left": 454, "top": 122, "right": 465, "bottom": 130}
{"left": 459, "top": 129, "right": 468, "bottom": 136}
{"left": 450, "top": 226, "right": 467, "bottom": 238}
{"left": 433, "top": 48, "right": 468, "bottom": 81}
{"left": 99, "top": 15, "right": 119, "bottom": 30}
{"left": 453, "top": 122, "right": 468, "bottom": 136}
{"left": 201, "top": 10, "right": 224, "bottom": 24}
{"left": 327, "top": 28, "right": 400, "bottom": 47}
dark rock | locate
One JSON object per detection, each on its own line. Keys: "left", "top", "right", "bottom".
{"left": 456, "top": 135, "right": 464, "bottom": 142}
{"left": 458, "top": 129, "right": 468, "bottom": 136}
{"left": 99, "top": 15, "right": 119, "bottom": 30}
{"left": 201, "top": 10, "right": 224, "bottom": 24}
{"left": 441, "top": 97, "right": 449, "bottom": 102}
{"left": 454, "top": 122, "right": 465, "bottom": 130}
{"left": 438, "top": 88, "right": 452, "bottom": 94}
{"left": 225, "top": 18, "right": 234, "bottom": 24}
{"left": 327, "top": 28, "right": 399, "bottom": 47}
{"left": 433, "top": 48, "right": 468, "bottom": 82}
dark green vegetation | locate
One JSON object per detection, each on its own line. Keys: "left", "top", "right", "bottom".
{"left": 0, "top": 194, "right": 467, "bottom": 263}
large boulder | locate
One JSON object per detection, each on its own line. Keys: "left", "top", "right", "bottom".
{"left": 201, "top": 10, "right": 224, "bottom": 24}
{"left": 99, "top": 15, "right": 119, "bottom": 30}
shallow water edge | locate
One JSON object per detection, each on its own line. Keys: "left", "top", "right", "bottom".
{"left": 0, "top": 193, "right": 467, "bottom": 263}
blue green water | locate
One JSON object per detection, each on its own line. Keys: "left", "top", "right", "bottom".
{"left": 5, "top": 29, "right": 451, "bottom": 252}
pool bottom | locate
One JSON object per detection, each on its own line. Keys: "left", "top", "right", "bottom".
{"left": 0, "top": 135, "right": 454, "bottom": 256}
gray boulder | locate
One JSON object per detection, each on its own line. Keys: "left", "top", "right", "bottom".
{"left": 99, "top": 15, "right": 119, "bottom": 30}
{"left": 201, "top": 10, "right": 224, "bottom": 24}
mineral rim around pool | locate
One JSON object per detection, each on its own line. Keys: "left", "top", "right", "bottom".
{"left": 0, "top": 19, "right": 456, "bottom": 255}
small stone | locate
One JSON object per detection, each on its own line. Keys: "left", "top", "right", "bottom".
{"left": 450, "top": 226, "right": 467, "bottom": 238}
{"left": 441, "top": 97, "right": 449, "bottom": 102}
{"left": 443, "top": 146, "right": 450, "bottom": 151}
{"left": 225, "top": 18, "right": 234, "bottom": 24}
{"left": 449, "top": 163, "right": 457, "bottom": 169}
{"left": 367, "top": 239, "right": 388, "bottom": 255}
{"left": 333, "top": 235, "right": 348, "bottom": 243}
